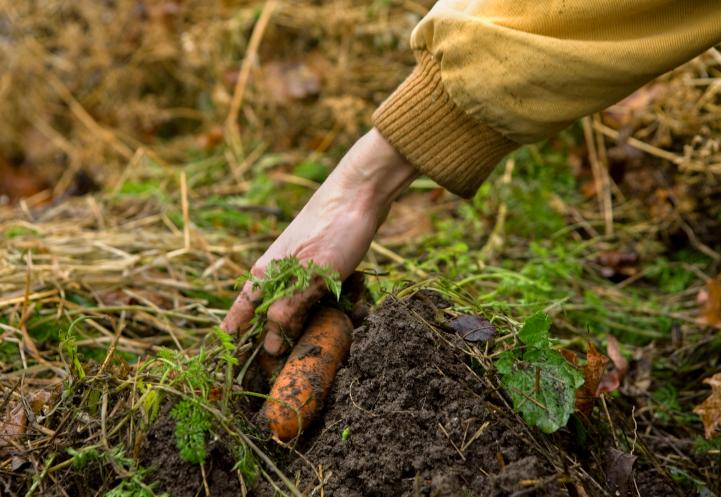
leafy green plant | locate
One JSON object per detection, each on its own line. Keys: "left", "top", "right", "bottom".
{"left": 60, "top": 317, "right": 88, "bottom": 379}
{"left": 156, "top": 348, "right": 212, "bottom": 397}
{"left": 495, "top": 312, "right": 584, "bottom": 433}
{"left": 171, "top": 399, "right": 212, "bottom": 465}
{"left": 244, "top": 256, "right": 342, "bottom": 319}
{"left": 212, "top": 326, "right": 239, "bottom": 368}
{"left": 154, "top": 348, "right": 216, "bottom": 465}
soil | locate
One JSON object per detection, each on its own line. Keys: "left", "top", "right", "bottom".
{"left": 144, "top": 293, "right": 679, "bottom": 497}
{"left": 275, "top": 293, "right": 567, "bottom": 497}
{"left": 141, "top": 411, "right": 242, "bottom": 497}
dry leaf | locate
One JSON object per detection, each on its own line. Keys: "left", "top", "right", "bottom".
{"left": 449, "top": 315, "right": 496, "bottom": 343}
{"left": 693, "top": 372, "right": 721, "bottom": 439}
{"left": 560, "top": 349, "right": 578, "bottom": 366}
{"left": 595, "top": 250, "right": 639, "bottom": 279}
{"left": 576, "top": 342, "right": 610, "bottom": 414}
{"left": 699, "top": 276, "right": 721, "bottom": 327}
{"left": 261, "top": 53, "right": 329, "bottom": 105}
{"left": 0, "top": 389, "right": 53, "bottom": 469}
{"left": 598, "top": 335, "right": 628, "bottom": 394}
{"left": 605, "top": 448, "right": 637, "bottom": 497}
{"left": 377, "top": 192, "right": 435, "bottom": 246}
{"left": 0, "top": 162, "right": 50, "bottom": 205}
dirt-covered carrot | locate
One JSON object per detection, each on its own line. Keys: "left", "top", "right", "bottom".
{"left": 262, "top": 306, "right": 352, "bottom": 441}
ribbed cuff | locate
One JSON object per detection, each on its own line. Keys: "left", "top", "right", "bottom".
{"left": 372, "top": 50, "right": 518, "bottom": 198}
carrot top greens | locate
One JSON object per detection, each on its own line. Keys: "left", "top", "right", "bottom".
{"left": 243, "top": 256, "right": 342, "bottom": 320}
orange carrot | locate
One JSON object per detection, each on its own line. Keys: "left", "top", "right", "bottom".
{"left": 262, "top": 307, "right": 352, "bottom": 441}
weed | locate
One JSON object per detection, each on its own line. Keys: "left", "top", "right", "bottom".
{"left": 496, "top": 312, "right": 584, "bottom": 433}
{"left": 156, "top": 348, "right": 212, "bottom": 397}
{"left": 60, "top": 317, "right": 88, "bottom": 379}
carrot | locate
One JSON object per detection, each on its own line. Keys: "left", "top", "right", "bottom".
{"left": 262, "top": 306, "right": 352, "bottom": 441}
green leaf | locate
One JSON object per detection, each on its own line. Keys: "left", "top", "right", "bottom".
{"left": 500, "top": 348, "right": 583, "bottom": 433}
{"left": 495, "top": 313, "right": 583, "bottom": 433}
{"left": 212, "top": 326, "right": 239, "bottom": 366}
{"left": 517, "top": 312, "right": 551, "bottom": 349}
{"left": 495, "top": 350, "right": 515, "bottom": 375}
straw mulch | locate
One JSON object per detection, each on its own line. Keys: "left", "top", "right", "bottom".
{"left": 1, "top": 0, "right": 720, "bottom": 494}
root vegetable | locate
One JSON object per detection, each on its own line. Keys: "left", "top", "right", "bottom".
{"left": 262, "top": 306, "right": 352, "bottom": 441}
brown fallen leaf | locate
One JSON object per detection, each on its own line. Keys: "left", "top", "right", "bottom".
{"left": 0, "top": 389, "right": 54, "bottom": 469}
{"left": 576, "top": 342, "right": 610, "bottom": 415}
{"left": 595, "top": 250, "right": 639, "bottom": 279}
{"left": 699, "top": 276, "right": 721, "bottom": 327}
{"left": 377, "top": 192, "right": 436, "bottom": 246}
{"left": 560, "top": 349, "right": 578, "bottom": 366}
{"left": 598, "top": 335, "right": 629, "bottom": 394}
{"left": 0, "top": 162, "right": 50, "bottom": 205}
{"left": 693, "top": 372, "right": 721, "bottom": 439}
{"left": 605, "top": 448, "right": 637, "bottom": 497}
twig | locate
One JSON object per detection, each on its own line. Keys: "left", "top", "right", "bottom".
{"left": 180, "top": 171, "right": 191, "bottom": 251}
{"left": 47, "top": 74, "right": 133, "bottom": 160}
{"left": 370, "top": 241, "right": 428, "bottom": 278}
{"left": 592, "top": 121, "right": 687, "bottom": 166}
{"left": 583, "top": 117, "right": 613, "bottom": 236}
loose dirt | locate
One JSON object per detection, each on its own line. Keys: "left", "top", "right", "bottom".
{"left": 141, "top": 411, "right": 242, "bottom": 497}
{"left": 145, "top": 292, "right": 678, "bottom": 497}
{"left": 277, "top": 293, "right": 567, "bottom": 497}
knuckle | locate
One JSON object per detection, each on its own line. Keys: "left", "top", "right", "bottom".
{"left": 267, "top": 304, "right": 303, "bottom": 336}
{"left": 250, "top": 264, "right": 266, "bottom": 278}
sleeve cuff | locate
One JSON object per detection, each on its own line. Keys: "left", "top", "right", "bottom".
{"left": 372, "top": 50, "right": 518, "bottom": 198}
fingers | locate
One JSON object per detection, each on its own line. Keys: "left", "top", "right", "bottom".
{"left": 221, "top": 279, "right": 261, "bottom": 334}
{"left": 263, "top": 278, "right": 328, "bottom": 356}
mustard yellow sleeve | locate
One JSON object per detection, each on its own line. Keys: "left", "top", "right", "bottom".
{"left": 373, "top": 1, "right": 721, "bottom": 197}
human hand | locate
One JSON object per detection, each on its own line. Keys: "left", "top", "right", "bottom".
{"left": 221, "top": 128, "right": 417, "bottom": 355}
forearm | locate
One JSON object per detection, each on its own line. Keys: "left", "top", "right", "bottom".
{"left": 374, "top": 0, "right": 721, "bottom": 197}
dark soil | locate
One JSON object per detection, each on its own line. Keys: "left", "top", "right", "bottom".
{"left": 272, "top": 293, "right": 568, "bottom": 497}
{"left": 141, "top": 411, "right": 242, "bottom": 497}
{"left": 144, "top": 293, "right": 680, "bottom": 497}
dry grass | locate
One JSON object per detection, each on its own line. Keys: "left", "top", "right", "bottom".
{"left": 1, "top": 0, "right": 720, "bottom": 495}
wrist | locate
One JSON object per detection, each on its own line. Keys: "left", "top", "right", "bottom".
{"left": 336, "top": 128, "right": 418, "bottom": 214}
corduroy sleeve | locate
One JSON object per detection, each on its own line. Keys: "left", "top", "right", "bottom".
{"left": 373, "top": 1, "right": 721, "bottom": 198}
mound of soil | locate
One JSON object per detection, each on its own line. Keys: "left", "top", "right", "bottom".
{"left": 271, "top": 294, "right": 568, "bottom": 497}
{"left": 144, "top": 293, "right": 677, "bottom": 497}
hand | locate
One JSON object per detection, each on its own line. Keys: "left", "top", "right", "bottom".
{"left": 221, "top": 128, "right": 417, "bottom": 355}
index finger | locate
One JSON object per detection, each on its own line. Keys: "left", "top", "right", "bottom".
{"left": 221, "top": 279, "right": 261, "bottom": 334}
